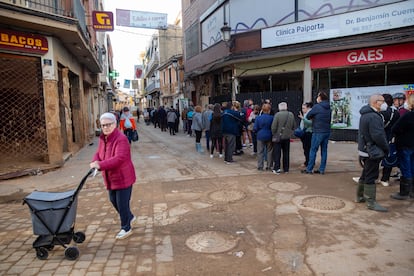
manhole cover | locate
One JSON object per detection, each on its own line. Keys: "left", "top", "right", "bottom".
{"left": 208, "top": 189, "right": 246, "bottom": 203}
{"left": 268, "top": 182, "right": 301, "bottom": 192}
{"left": 185, "top": 231, "right": 238, "bottom": 253}
{"left": 293, "top": 195, "right": 354, "bottom": 213}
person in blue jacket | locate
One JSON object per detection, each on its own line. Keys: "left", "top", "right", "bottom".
{"left": 222, "top": 101, "right": 245, "bottom": 164}
{"left": 302, "top": 91, "right": 332, "bottom": 175}
{"left": 253, "top": 103, "right": 274, "bottom": 170}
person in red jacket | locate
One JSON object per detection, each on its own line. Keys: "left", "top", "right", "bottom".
{"left": 90, "top": 112, "right": 137, "bottom": 239}
{"left": 119, "top": 106, "right": 137, "bottom": 144}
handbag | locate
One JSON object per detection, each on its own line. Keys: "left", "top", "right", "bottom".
{"left": 131, "top": 130, "right": 139, "bottom": 142}
{"left": 294, "top": 127, "right": 305, "bottom": 138}
{"left": 367, "top": 143, "right": 384, "bottom": 160}
{"left": 272, "top": 133, "right": 281, "bottom": 143}
{"left": 272, "top": 114, "right": 289, "bottom": 143}
{"left": 382, "top": 142, "right": 398, "bottom": 167}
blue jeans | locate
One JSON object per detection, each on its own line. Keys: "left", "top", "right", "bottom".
{"left": 123, "top": 129, "right": 133, "bottom": 144}
{"left": 205, "top": 130, "right": 210, "bottom": 150}
{"left": 108, "top": 186, "right": 134, "bottom": 231}
{"left": 398, "top": 149, "right": 414, "bottom": 178}
{"left": 306, "top": 132, "right": 330, "bottom": 173}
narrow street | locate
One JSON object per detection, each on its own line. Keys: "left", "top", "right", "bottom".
{"left": 0, "top": 122, "right": 413, "bottom": 275}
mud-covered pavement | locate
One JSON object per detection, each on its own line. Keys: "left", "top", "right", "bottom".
{"left": 0, "top": 123, "right": 413, "bottom": 275}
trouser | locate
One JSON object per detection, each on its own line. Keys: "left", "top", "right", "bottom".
{"left": 211, "top": 136, "right": 223, "bottom": 155}
{"left": 108, "top": 186, "right": 133, "bottom": 231}
{"left": 359, "top": 157, "right": 381, "bottom": 185}
{"left": 273, "top": 139, "right": 290, "bottom": 172}
{"left": 195, "top": 130, "right": 202, "bottom": 143}
{"left": 168, "top": 122, "right": 175, "bottom": 135}
{"left": 252, "top": 131, "right": 257, "bottom": 153}
{"left": 187, "top": 120, "right": 193, "bottom": 135}
{"left": 223, "top": 134, "right": 236, "bottom": 162}
{"left": 257, "top": 140, "right": 273, "bottom": 169}
{"left": 205, "top": 130, "right": 210, "bottom": 150}
{"left": 123, "top": 129, "right": 133, "bottom": 144}
{"left": 301, "top": 132, "right": 312, "bottom": 166}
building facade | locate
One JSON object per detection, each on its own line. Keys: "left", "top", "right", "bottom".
{"left": 181, "top": 0, "right": 414, "bottom": 140}
{"left": 0, "top": 0, "right": 113, "bottom": 177}
{"left": 143, "top": 25, "right": 183, "bottom": 109}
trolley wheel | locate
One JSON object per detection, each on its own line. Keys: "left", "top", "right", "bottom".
{"left": 64, "top": 246, "right": 79, "bottom": 261}
{"left": 36, "top": 247, "right": 48, "bottom": 260}
{"left": 73, "top": 231, "right": 86, "bottom": 243}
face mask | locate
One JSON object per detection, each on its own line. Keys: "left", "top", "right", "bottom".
{"left": 380, "top": 102, "right": 388, "bottom": 111}
{"left": 403, "top": 102, "right": 409, "bottom": 109}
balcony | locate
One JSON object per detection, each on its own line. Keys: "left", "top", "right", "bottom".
{"left": 0, "top": 0, "right": 102, "bottom": 73}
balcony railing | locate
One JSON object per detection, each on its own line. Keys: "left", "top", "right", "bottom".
{"left": 2, "top": 0, "right": 89, "bottom": 41}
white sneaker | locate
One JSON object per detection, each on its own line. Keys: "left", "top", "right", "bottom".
{"left": 219, "top": 154, "right": 223, "bottom": 158}
{"left": 352, "top": 177, "right": 360, "bottom": 183}
{"left": 379, "top": 181, "right": 389, "bottom": 187}
{"left": 116, "top": 229, "right": 132, "bottom": 239}
{"left": 210, "top": 154, "right": 213, "bottom": 158}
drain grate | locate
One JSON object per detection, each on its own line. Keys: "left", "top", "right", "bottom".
{"left": 302, "top": 196, "right": 345, "bottom": 210}
{"left": 185, "top": 231, "right": 238, "bottom": 253}
{"left": 293, "top": 195, "right": 354, "bottom": 213}
{"left": 208, "top": 189, "right": 246, "bottom": 203}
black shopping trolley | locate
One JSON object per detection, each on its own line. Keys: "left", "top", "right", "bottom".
{"left": 23, "top": 168, "right": 96, "bottom": 260}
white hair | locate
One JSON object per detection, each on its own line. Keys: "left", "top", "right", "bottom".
{"left": 100, "top": 112, "right": 116, "bottom": 123}
{"left": 278, "top": 102, "right": 287, "bottom": 111}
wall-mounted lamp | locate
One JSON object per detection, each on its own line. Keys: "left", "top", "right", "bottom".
{"left": 172, "top": 58, "right": 178, "bottom": 69}
{"left": 220, "top": 22, "right": 235, "bottom": 49}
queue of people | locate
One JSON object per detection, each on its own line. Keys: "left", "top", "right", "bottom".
{"left": 90, "top": 90, "right": 413, "bottom": 240}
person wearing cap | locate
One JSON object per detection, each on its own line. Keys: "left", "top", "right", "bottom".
{"left": 390, "top": 93, "right": 414, "bottom": 200}
{"left": 120, "top": 107, "right": 137, "bottom": 144}
{"left": 392, "top": 92, "right": 409, "bottom": 116}
{"left": 90, "top": 112, "right": 136, "bottom": 239}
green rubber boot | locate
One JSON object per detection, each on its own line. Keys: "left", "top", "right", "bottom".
{"left": 356, "top": 183, "right": 365, "bottom": 203}
{"left": 364, "top": 184, "right": 388, "bottom": 212}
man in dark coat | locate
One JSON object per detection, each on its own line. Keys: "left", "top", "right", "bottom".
{"left": 302, "top": 91, "right": 331, "bottom": 174}
{"left": 356, "top": 94, "right": 389, "bottom": 212}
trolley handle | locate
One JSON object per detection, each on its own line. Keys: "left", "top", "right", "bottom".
{"left": 75, "top": 168, "right": 98, "bottom": 194}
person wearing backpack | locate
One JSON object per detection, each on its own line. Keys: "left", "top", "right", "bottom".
{"left": 120, "top": 106, "right": 136, "bottom": 144}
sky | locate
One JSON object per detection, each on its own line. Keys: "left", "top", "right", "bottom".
{"left": 104, "top": 0, "right": 182, "bottom": 90}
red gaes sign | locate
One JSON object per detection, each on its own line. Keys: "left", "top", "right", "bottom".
{"left": 310, "top": 43, "right": 414, "bottom": 69}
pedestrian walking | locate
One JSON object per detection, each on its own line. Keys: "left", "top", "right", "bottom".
{"left": 356, "top": 94, "right": 389, "bottom": 212}
{"left": 119, "top": 107, "right": 137, "bottom": 144}
{"left": 90, "top": 112, "right": 136, "bottom": 239}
